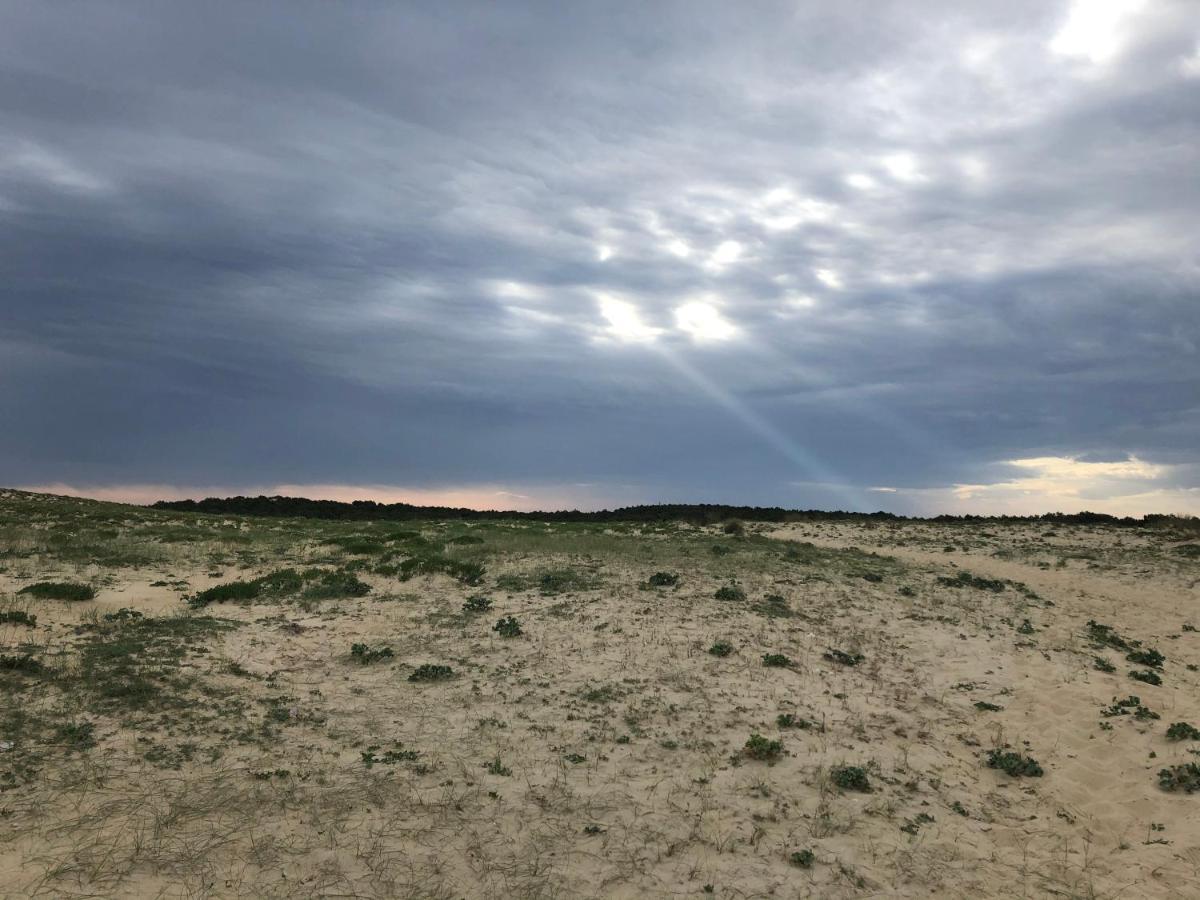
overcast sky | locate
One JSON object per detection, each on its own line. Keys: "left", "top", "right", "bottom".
{"left": 2, "top": 1, "right": 1198, "bottom": 515}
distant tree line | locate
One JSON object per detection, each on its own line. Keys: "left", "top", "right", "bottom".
{"left": 149, "top": 495, "right": 1192, "bottom": 529}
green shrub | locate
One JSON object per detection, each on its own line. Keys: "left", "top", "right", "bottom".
{"left": 647, "top": 572, "right": 679, "bottom": 587}
{"left": 1127, "top": 648, "right": 1165, "bottom": 669}
{"left": 0, "top": 610, "right": 36, "bottom": 627}
{"left": 1166, "top": 722, "right": 1200, "bottom": 741}
{"left": 1158, "top": 763, "right": 1200, "bottom": 793}
{"left": 714, "top": 585, "right": 745, "bottom": 602}
{"left": 1130, "top": 669, "right": 1163, "bottom": 686}
{"left": 985, "top": 748, "right": 1043, "bottom": 777}
{"left": 743, "top": 733, "right": 782, "bottom": 761}
{"left": 462, "top": 594, "right": 493, "bottom": 613}
{"left": 188, "top": 579, "right": 259, "bottom": 608}
{"left": 301, "top": 570, "right": 371, "bottom": 600}
{"left": 408, "top": 663, "right": 454, "bottom": 682}
{"left": 0, "top": 654, "right": 44, "bottom": 674}
{"left": 1094, "top": 656, "right": 1116, "bottom": 673}
{"left": 830, "top": 765, "right": 872, "bottom": 792}
{"left": 776, "top": 713, "right": 812, "bottom": 729}
{"left": 492, "top": 615, "right": 522, "bottom": 638}
{"left": 762, "top": 653, "right": 792, "bottom": 668}
{"left": 823, "top": 648, "right": 864, "bottom": 666}
{"left": 937, "top": 572, "right": 1004, "bottom": 592}
{"left": 789, "top": 849, "right": 815, "bottom": 869}
{"left": 708, "top": 640, "right": 734, "bottom": 657}
{"left": 17, "top": 581, "right": 95, "bottom": 602}
{"left": 350, "top": 643, "right": 394, "bottom": 664}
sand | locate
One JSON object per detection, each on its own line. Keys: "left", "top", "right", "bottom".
{"left": 0, "top": 492, "right": 1198, "bottom": 898}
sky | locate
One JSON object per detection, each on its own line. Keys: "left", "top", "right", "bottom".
{"left": 2, "top": 0, "right": 1198, "bottom": 516}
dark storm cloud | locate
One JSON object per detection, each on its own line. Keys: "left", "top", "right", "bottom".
{"left": 2, "top": 0, "right": 1198, "bottom": 513}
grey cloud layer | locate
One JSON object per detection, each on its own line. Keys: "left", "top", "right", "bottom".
{"left": 2, "top": 1, "right": 1197, "bottom": 511}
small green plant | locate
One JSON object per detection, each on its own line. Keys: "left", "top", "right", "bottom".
{"left": 714, "top": 584, "right": 745, "bottom": 602}
{"left": 937, "top": 572, "right": 1004, "bottom": 592}
{"left": 762, "top": 653, "right": 792, "bottom": 668}
{"left": 18, "top": 581, "right": 95, "bottom": 601}
{"left": 56, "top": 720, "right": 98, "bottom": 751}
{"left": 823, "top": 648, "right": 864, "bottom": 667}
{"left": 722, "top": 520, "right": 745, "bottom": 536}
{"left": 974, "top": 701, "right": 1004, "bottom": 712}
{"left": 1127, "top": 648, "right": 1165, "bottom": 669}
{"left": 985, "top": 748, "right": 1043, "bottom": 777}
{"left": 0, "top": 654, "right": 44, "bottom": 674}
{"left": 408, "top": 664, "right": 454, "bottom": 682}
{"left": 564, "top": 752, "right": 587, "bottom": 764}
{"left": 492, "top": 615, "right": 522, "bottom": 637}
{"left": 1086, "top": 620, "right": 1135, "bottom": 651}
{"left": 1130, "top": 669, "right": 1163, "bottom": 686}
{"left": 1016, "top": 619, "right": 1035, "bottom": 635}
{"left": 483, "top": 757, "right": 512, "bottom": 776}
{"left": 1166, "top": 722, "right": 1200, "bottom": 741}
{"left": 708, "top": 640, "right": 734, "bottom": 657}
{"left": 1094, "top": 656, "right": 1116, "bottom": 673}
{"left": 776, "top": 713, "right": 812, "bottom": 729}
{"left": 1102, "top": 695, "right": 1159, "bottom": 720}
{"left": 462, "top": 594, "right": 493, "bottom": 613}
{"left": 789, "top": 848, "right": 815, "bottom": 868}
{"left": 829, "top": 765, "right": 872, "bottom": 792}
{"left": 350, "top": 643, "right": 394, "bottom": 664}
{"left": 647, "top": 572, "right": 679, "bottom": 587}
{"left": 743, "top": 733, "right": 783, "bottom": 761}
{"left": 900, "top": 812, "right": 935, "bottom": 835}
{"left": 0, "top": 610, "right": 36, "bottom": 627}
{"left": 1158, "top": 763, "right": 1200, "bottom": 793}
{"left": 361, "top": 745, "right": 420, "bottom": 767}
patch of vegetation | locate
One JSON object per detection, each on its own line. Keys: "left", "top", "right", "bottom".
{"left": 17, "top": 581, "right": 95, "bottom": 601}
{"left": 483, "top": 757, "right": 512, "bottom": 776}
{"left": 762, "top": 653, "right": 792, "bottom": 668}
{"left": 350, "top": 643, "right": 394, "bottom": 664}
{"left": 714, "top": 584, "right": 746, "bottom": 602}
{"left": 361, "top": 745, "right": 420, "bottom": 767}
{"left": 743, "top": 733, "right": 783, "bottom": 761}
{"left": 1094, "top": 656, "right": 1116, "bottom": 673}
{"left": 776, "top": 713, "right": 812, "bottom": 730}
{"left": 829, "top": 765, "right": 872, "bottom": 792}
{"left": 462, "top": 594, "right": 493, "bottom": 613}
{"left": 56, "top": 720, "right": 98, "bottom": 752}
{"left": 408, "top": 663, "right": 454, "bottom": 682}
{"left": 1086, "top": 620, "right": 1136, "bottom": 651}
{"left": 300, "top": 569, "right": 370, "bottom": 600}
{"left": 789, "top": 849, "right": 815, "bottom": 869}
{"left": 496, "top": 567, "right": 598, "bottom": 595}
{"left": 823, "top": 648, "right": 864, "bottom": 666}
{"left": 937, "top": 572, "right": 1004, "bottom": 592}
{"left": 1102, "top": 695, "right": 1159, "bottom": 720}
{"left": 985, "top": 748, "right": 1043, "bottom": 778}
{"left": 0, "top": 654, "right": 45, "bottom": 675}
{"left": 1126, "top": 648, "right": 1165, "bottom": 669}
{"left": 646, "top": 571, "right": 679, "bottom": 587}
{"left": 1129, "top": 669, "right": 1163, "bottom": 686}
{"left": 900, "top": 812, "right": 935, "bottom": 835}
{"left": 707, "top": 640, "right": 734, "bottom": 657}
{"left": 1157, "top": 763, "right": 1200, "bottom": 793}
{"left": 0, "top": 610, "right": 36, "bottom": 627}
{"left": 1165, "top": 722, "right": 1200, "bottom": 742}
{"left": 722, "top": 520, "right": 745, "bottom": 536}
{"left": 492, "top": 615, "right": 522, "bottom": 637}
{"left": 974, "top": 701, "right": 1004, "bottom": 712}
{"left": 399, "top": 554, "right": 485, "bottom": 586}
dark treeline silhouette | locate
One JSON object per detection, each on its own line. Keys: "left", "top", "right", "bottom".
{"left": 150, "top": 495, "right": 1192, "bottom": 529}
